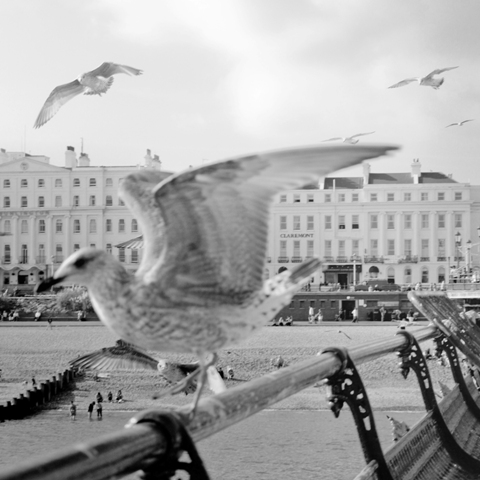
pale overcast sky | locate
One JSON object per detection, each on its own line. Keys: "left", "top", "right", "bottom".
{"left": 1, "top": 0, "right": 479, "bottom": 182}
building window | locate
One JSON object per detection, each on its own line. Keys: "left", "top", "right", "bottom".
{"left": 89, "top": 178, "right": 96, "bottom": 187}
{"left": 352, "top": 193, "right": 359, "bottom": 202}
{"left": 370, "top": 239, "right": 378, "bottom": 256}
{"left": 280, "top": 216, "right": 287, "bottom": 230}
{"left": 21, "top": 179, "right": 28, "bottom": 188}
{"left": 404, "top": 239, "right": 412, "bottom": 256}
{"left": 131, "top": 249, "right": 139, "bottom": 263}
{"left": 3, "top": 179, "right": 10, "bottom": 188}
{"left": 338, "top": 240, "right": 345, "bottom": 257}
{"left": 89, "top": 195, "right": 96, "bottom": 206}
{"left": 307, "top": 240, "right": 314, "bottom": 257}
{"left": 131, "top": 219, "right": 138, "bottom": 232}
{"left": 71, "top": 244, "right": 79, "bottom": 252}
{"left": 455, "top": 192, "right": 462, "bottom": 201}
{"left": 293, "top": 240, "right": 301, "bottom": 257}
{"left": 21, "top": 220, "right": 28, "bottom": 233}
{"left": 56, "top": 244, "right": 63, "bottom": 258}
{"left": 370, "top": 214, "right": 378, "bottom": 229}
{"left": 106, "top": 243, "right": 112, "bottom": 254}
{"left": 38, "top": 244, "right": 45, "bottom": 263}
{"left": 279, "top": 240, "right": 287, "bottom": 257}
{"left": 387, "top": 214, "right": 395, "bottom": 229}
{"left": 437, "top": 192, "right": 445, "bottom": 201}
{"left": 352, "top": 215, "right": 359, "bottom": 229}
{"left": 106, "top": 195, "right": 113, "bottom": 206}
{"left": 293, "top": 194, "right": 300, "bottom": 203}
{"left": 438, "top": 214, "right": 445, "bottom": 228}
{"left": 293, "top": 216, "right": 300, "bottom": 231}
{"left": 38, "top": 196, "right": 45, "bottom": 207}
{"left": 352, "top": 239, "right": 359, "bottom": 255}
{"left": 89, "top": 219, "right": 97, "bottom": 233}
{"left": 325, "top": 215, "right": 332, "bottom": 230}
{"left": 421, "top": 214, "right": 429, "bottom": 229}
{"left": 387, "top": 193, "right": 394, "bottom": 201}
{"left": 325, "top": 240, "right": 332, "bottom": 257}
{"left": 387, "top": 239, "right": 395, "bottom": 256}
{"left": 370, "top": 193, "right": 377, "bottom": 202}
{"left": 4, "top": 245, "right": 10, "bottom": 264}
{"left": 73, "top": 219, "right": 80, "bottom": 233}
{"left": 106, "top": 178, "right": 113, "bottom": 187}
{"left": 405, "top": 267, "right": 412, "bottom": 284}
{"left": 106, "top": 219, "right": 112, "bottom": 232}
{"left": 404, "top": 214, "right": 412, "bottom": 229}
{"left": 338, "top": 193, "right": 345, "bottom": 203}
{"left": 55, "top": 179, "right": 62, "bottom": 187}
{"left": 21, "top": 244, "right": 28, "bottom": 264}
{"left": 454, "top": 213, "right": 462, "bottom": 228}
{"left": 338, "top": 215, "right": 345, "bottom": 229}
{"left": 421, "top": 192, "right": 428, "bottom": 201}
{"left": 421, "top": 239, "right": 429, "bottom": 257}
{"left": 73, "top": 196, "right": 79, "bottom": 207}
{"left": 38, "top": 179, "right": 45, "bottom": 188}
{"left": 404, "top": 192, "right": 411, "bottom": 201}
{"left": 421, "top": 267, "right": 429, "bottom": 283}
{"left": 307, "top": 194, "right": 314, "bottom": 203}
{"left": 38, "top": 219, "right": 45, "bottom": 233}
{"left": 325, "top": 194, "right": 331, "bottom": 203}
{"left": 4, "top": 220, "right": 11, "bottom": 233}
{"left": 73, "top": 178, "right": 80, "bottom": 187}
{"left": 307, "top": 216, "right": 314, "bottom": 230}
{"left": 56, "top": 219, "right": 63, "bottom": 233}
{"left": 54, "top": 196, "right": 61, "bottom": 207}
{"left": 21, "top": 196, "right": 28, "bottom": 207}
{"left": 3, "top": 197, "right": 10, "bottom": 208}
{"left": 438, "top": 238, "right": 446, "bottom": 257}
{"left": 279, "top": 194, "right": 287, "bottom": 203}
{"left": 119, "top": 219, "right": 125, "bottom": 233}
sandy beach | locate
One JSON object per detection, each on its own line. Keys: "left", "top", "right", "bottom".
{"left": 0, "top": 322, "right": 454, "bottom": 413}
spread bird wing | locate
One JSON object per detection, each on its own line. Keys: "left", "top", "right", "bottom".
{"left": 388, "top": 78, "right": 418, "bottom": 88}
{"left": 321, "top": 137, "right": 342, "bottom": 142}
{"left": 351, "top": 132, "right": 375, "bottom": 138}
{"left": 424, "top": 66, "right": 458, "bottom": 79}
{"left": 126, "top": 144, "right": 398, "bottom": 303}
{"left": 445, "top": 123, "right": 458, "bottom": 128}
{"left": 69, "top": 341, "right": 158, "bottom": 371}
{"left": 461, "top": 119, "right": 474, "bottom": 124}
{"left": 88, "top": 62, "right": 143, "bottom": 78}
{"left": 34, "top": 80, "right": 85, "bottom": 128}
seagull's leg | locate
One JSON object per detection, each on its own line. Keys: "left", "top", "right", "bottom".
{"left": 188, "top": 353, "right": 218, "bottom": 419}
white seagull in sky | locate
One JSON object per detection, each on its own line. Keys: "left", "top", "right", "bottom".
{"left": 34, "top": 62, "right": 142, "bottom": 128}
{"left": 445, "top": 119, "right": 474, "bottom": 128}
{"left": 322, "top": 132, "right": 375, "bottom": 144}
{"left": 36, "top": 143, "right": 398, "bottom": 416}
{"left": 388, "top": 67, "right": 458, "bottom": 90}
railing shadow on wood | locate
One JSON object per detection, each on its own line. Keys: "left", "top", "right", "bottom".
{"left": 0, "top": 318, "right": 479, "bottom": 480}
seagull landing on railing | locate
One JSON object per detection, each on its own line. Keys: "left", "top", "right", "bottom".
{"left": 388, "top": 66, "right": 458, "bottom": 90}
{"left": 70, "top": 340, "right": 226, "bottom": 396}
{"left": 34, "top": 62, "right": 143, "bottom": 128}
{"left": 36, "top": 142, "right": 398, "bottom": 417}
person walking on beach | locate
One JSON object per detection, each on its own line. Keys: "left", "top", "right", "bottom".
{"left": 87, "top": 401, "right": 95, "bottom": 419}
{"left": 96, "top": 392, "right": 103, "bottom": 403}
{"left": 96, "top": 401, "right": 103, "bottom": 418}
{"left": 70, "top": 401, "right": 77, "bottom": 420}
{"left": 107, "top": 391, "right": 113, "bottom": 402}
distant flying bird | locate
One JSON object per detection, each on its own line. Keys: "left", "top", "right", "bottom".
{"left": 70, "top": 340, "right": 226, "bottom": 396}
{"left": 34, "top": 62, "right": 143, "bottom": 128}
{"left": 388, "top": 67, "right": 458, "bottom": 90}
{"left": 36, "top": 142, "right": 397, "bottom": 416}
{"left": 322, "top": 132, "right": 375, "bottom": 144}
{"left": 445, "top": 119, "right": 474, "bottom": 128}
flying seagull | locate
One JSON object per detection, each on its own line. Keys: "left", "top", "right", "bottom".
{"left": 70, "top": 340, "right": 226, "bottom": 396}
{"left": 388, "top": 67, "right": 458, "bottom": 90}
{"left": 322, "top": 132, "right": 375, "bottom": 144}
{"left": 36, "top": 142, "right": 398, "bottom": 416}
{"left": 445, "top": 119, "right": 474, "bottom": 128}
{"left": 34, "top": 62, "right": 143, "bottom": 128}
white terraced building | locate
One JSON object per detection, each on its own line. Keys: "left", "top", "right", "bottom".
{"left": 0, "top": 147, "right": 479, "bottom": 291}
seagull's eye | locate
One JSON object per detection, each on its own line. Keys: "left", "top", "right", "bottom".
{"left": 74, "top": 258, "right": 87, "bottom": 268}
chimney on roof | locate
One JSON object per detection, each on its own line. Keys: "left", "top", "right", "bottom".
{"left": 152, "top": 154, "right": 162, "bottom": 170}
{"left": 363, "top": 162, "right": 370, "bottom": 185}
{"left": 411, "top": 158, "right": 421, "bottom": 184}
{"left": 144, "top": 149, "right": 153, "bottom": 168}
{"left": 65, "top": 146, "right": 77, "bottom": 168}
{"left": 78, "top": 152, "right": 90, "bottom": 167}
{"left": 0, "top": 148, "right": 8, "bottom": 164}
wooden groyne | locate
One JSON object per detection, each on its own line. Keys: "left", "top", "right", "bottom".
{"left": 0, "top": 369, "right": 76, "bottom": 421}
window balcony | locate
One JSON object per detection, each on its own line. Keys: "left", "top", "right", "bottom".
{"left": 364, "top": 255, "right": 384, "bottom": 264}
{"left": 437, "top": 256, "right": 447, "bottom": 262}
{"left": 336, "top": 256, "right": 348, "bottom": 263}
{"left": 291, "top": 256, "right": 303, "bottom": 263}
{"left": 398, "top": 255, "right": 418, "bottom": 264}
{"left": 323, "top": 256, "right": 334, "bottom": 262}
{"left": 420, "top": 256, "right": 430, "bottom": 262}
{"left": 19, "top": 257, "right": 29, "bottom": 265}
{"left": 278, "top": 256, "right": 289, "bottom": 263}
{"left": 36, "top": 256, "right": 46, "bottom": 264}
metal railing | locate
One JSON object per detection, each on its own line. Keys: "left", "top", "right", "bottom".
{"left": 0, "top": 326, "right": 437, "bottom": 480}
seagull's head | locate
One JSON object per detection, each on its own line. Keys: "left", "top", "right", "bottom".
{"left": 35, "top": 248, "right": 118, "bottom": 293}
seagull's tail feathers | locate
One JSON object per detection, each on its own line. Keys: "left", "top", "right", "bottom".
{"left": 206, "top": 366, "right": 227, "bottom": 394}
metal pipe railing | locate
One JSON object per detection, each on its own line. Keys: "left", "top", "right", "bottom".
{"left": 0, "top": 326, "right": 437, "bottom": 480}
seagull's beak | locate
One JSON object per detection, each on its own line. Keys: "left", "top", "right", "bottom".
{"left": 35, "top": 276, "right": 65, "bottom": 294}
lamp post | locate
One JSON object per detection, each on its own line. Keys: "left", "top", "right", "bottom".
{"left": 466, "top": 240, "right": 472, "bottom": 283}
{"left": 455, "top": 231, "right": 462, "bottom": 271}
{"left": 352, "top": 254, "right": 359, "bottom": 286}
